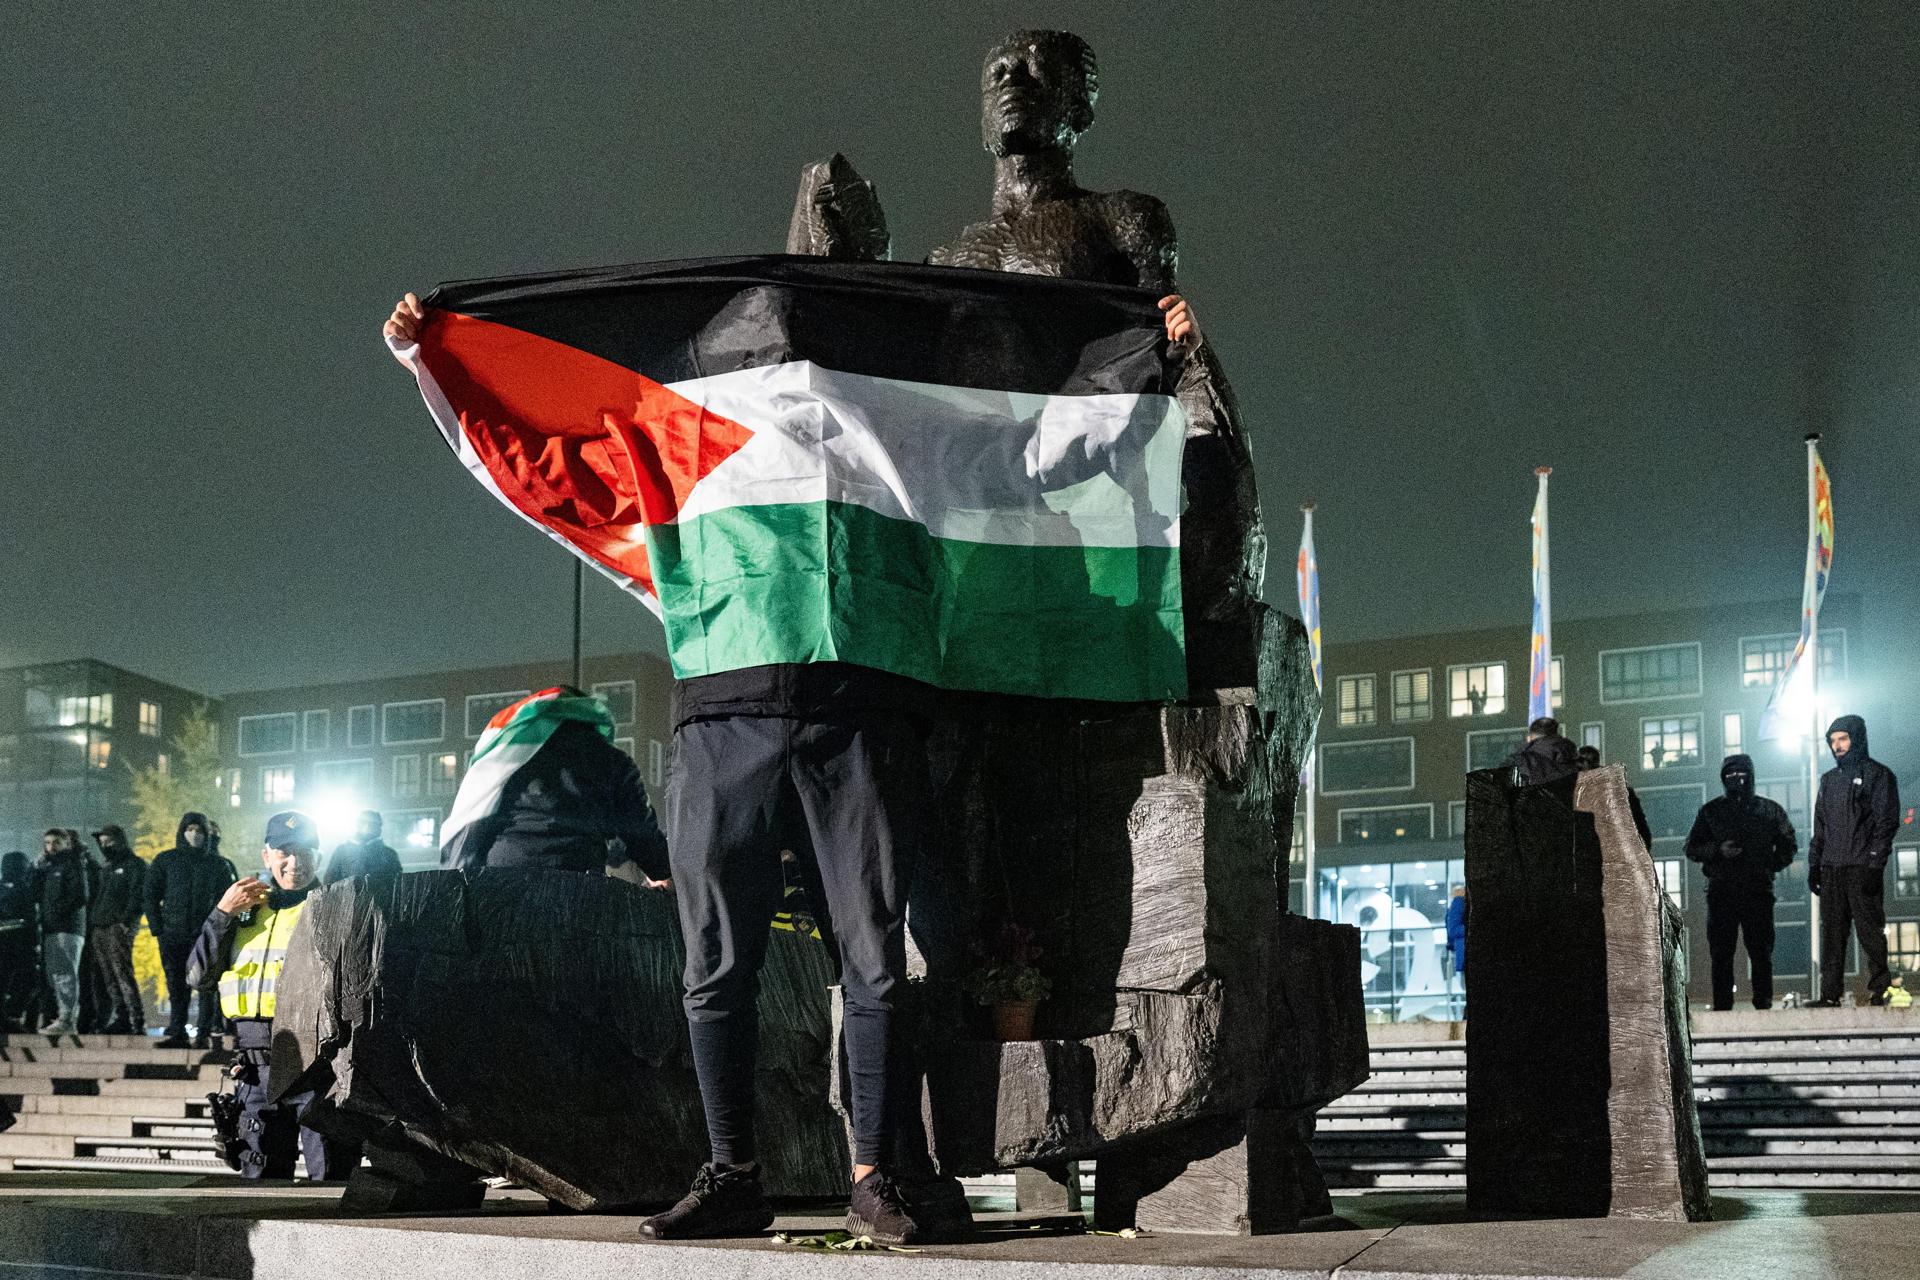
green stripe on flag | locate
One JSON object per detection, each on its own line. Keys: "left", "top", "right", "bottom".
{"left": 649, "top": 502, "right": 1185, "bottom": 702}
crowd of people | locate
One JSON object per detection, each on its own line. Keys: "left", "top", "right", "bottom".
{"left": 0, "top": 809, "right": 404, "bottom": 1044}
{"left": 1497, "top": 712, "right": 1904, "bottom": 1012}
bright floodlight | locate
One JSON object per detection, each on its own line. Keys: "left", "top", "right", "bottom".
{"left": 306, "top": 791, "right": 363, "bottom": 848}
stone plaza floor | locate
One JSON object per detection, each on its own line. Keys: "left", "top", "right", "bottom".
{"left": 0, "top": 1174, "right": 1915, "bottom": 1279}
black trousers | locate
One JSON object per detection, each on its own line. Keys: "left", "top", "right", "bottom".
{"left": 90, "top": 924, "right": 143, "bottom": 1027}
{"left": 1705, "top": 891, "right": 1775, "bottom": 1010}
{"left": 158, "top": 936, "right": 221, "bottom": 1036}
{"left": 667, "top": 713, "right": 923, "bottom": 1169}
{"left": 234, "top": 1060, "right": 352, "bottom": 1180}
{"left": 1820, "top": 864, "right": 1891, "bottom": 1003}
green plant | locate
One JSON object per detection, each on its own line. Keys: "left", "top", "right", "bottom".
{"left": 964, "top": 922, "right": 1053, "bottom": 1006}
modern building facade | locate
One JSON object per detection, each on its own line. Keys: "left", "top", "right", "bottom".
{"left": 1297, "top": 595, "right": 1919, "bottom": 1018}
{"left": 216, "top": 654, "right": 675, "bottom": 871}
{"left": 0, "top": 659, "right": 211, "bottom": 855}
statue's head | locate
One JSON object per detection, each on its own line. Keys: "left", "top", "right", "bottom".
{"left": 979, "top": 30, "right": 1098, "bottom": 157}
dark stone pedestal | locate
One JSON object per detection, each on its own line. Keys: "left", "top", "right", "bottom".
{"left": 271, "top": 868, "right": 848, "bottom": 1211}
{"left": 1463, "top": 764, "right": 1709, "bottom": 1222}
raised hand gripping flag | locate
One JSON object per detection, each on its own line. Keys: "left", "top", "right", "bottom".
{"left": 1762, "top": 441, "right": 1835, "bottom": 740}
{"left": 390, "top": 256, "right": 1189, "bottom": 703}
{"left": 1528, "top": 468, "right": 1553, "bottom": 723}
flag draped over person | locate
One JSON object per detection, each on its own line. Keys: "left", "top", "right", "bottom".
{"left": 1761, "top": 438, "right": 1835, "bottom": 741}
{"left": 389, "top": 255, "right": 1190, "bottom": 704}
{"left": 1528, "top": 467, "right": 1553, "bottom": 723}
{"left": 439, "top": 687, "right": 614, "bottom": 866}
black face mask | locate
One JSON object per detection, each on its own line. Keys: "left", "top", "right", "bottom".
{"left": 1723, "top": 771, "right": 1754, "bottom": 799}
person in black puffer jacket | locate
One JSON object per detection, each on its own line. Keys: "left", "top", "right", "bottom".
{"left": 1684, "top": 755, "right": 1797, "bottom": 1010}
{"left": 0, "top": 851, "right": 41, "bottom": 1031}
{"left": 144, "top": 811, "right": 237, "bottom": 1047}
{"left": 33, "top": 829, "right": 90, "bottom": 1034}
{"left": 88, "top": 825, "right": 147, "bottom": 1034}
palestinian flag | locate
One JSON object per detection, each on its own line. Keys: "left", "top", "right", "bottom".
{"left": 391, "top": 255, "right": 1189, "bottom": 702}
{"left": 440, "top": 688, "right": 612, "bottom": 866}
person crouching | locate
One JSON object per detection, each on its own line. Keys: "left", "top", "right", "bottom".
{"left": 187, "top": 811, "right": 349, "bottom": 1180}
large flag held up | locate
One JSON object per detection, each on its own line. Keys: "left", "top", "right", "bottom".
{"left": 1296, "top": 504, "right": 1323, "bottom": 697}
{"left": 389, "top": 256, "right": 1191, "bottom": 703}
{"left": 1528, "top": 467, "right": 1553, "bottom": 723}
{"left": 1761, "top": 439, "right": 1836, "bottom": 740}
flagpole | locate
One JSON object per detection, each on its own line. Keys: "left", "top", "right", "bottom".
{"left": 1804, "top": 434, "right": 1823, "bottom": 1003}
{"left": 1299, "top": 502, "right": 1320, "bottom": 920}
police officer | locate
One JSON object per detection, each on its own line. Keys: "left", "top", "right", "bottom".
{"left": 187, "top": 811, "right": 347, "bottom": 1180}
{"left": 1684, "top": 755, "right": 1797, "bottom": 1011}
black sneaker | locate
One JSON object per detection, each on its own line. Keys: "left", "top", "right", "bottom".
{"left": 846, "top": 1171, "right": 928, "bottom": 1247}
{"left": 156, "top": 1032, "right": 191, "bottom": 1049}
{"left": 1808, "top": 998, "right": 1844, "bottom": 1008}
{"left": 902, "top": 1174, "right": 974, "bottom": 1241}
{"left": 639, "top": 1163, "right": 773, "bottom": 1240}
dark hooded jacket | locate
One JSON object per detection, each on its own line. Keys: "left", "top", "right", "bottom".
{"left": 89, "top": 829, "right": 148, "bottom": 929}
{"left": 1809, "top": 716, "right": 1902, "bottom": 873}
{"left": 144, "top": 812, "right": 239, "bottom": 944}
{"left": 443, "top": 718, "right": 669, "bottom": 878}
{"left": 0, "top": 851, "right": 36, "bottom": 952}
{"left": 325, "top": 835, "right": 402, "bottom": 885}
{"left": 34, "top": 839, "right": 89, "bottom": 935}
{"left": 1506, "top": 734, "right": 1580, "bottom": 787}
{"left": 1684, "top": 754, "right": 1797, "bottom": 897}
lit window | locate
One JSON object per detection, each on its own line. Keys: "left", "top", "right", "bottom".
{"left": 1391, "top": 670, "right": 1432, "bottom": 723}
{"left": 262, "top": 766, "right": 296, "bottom": 805}
{"left": 313, "top": 758, "right": 375, "bottom": 793}
{"left": 392, "top": 755, "right": 423, "bottom": 799}
{"left": 648, "top": 740, "right": 665, "bottom": 789}
{"left": 1336, "top": 675, "right": 1377, "bottom": 728}
{"left": 1550, "top": 656, "right": 1565, "bottom": 710}
{"left": 1580, "top": 722, "right": 1606, "bottom": 757}
{"left": 88, "top": 740, "right": 112, "bottom": 770}
{"left": 54, "top": 693, "right": 114, "bottom": 728}
{"left": 1449, "top": 800, "right": 1468, "bottom": 838}
{"left": 138, "top": 701, "right": 162, "bottom": 738}
{"left": 465, "top": 691, "right": 531, "bottom": 738}
{"left": 347, "top": 705, "right": 375, "bottom": 748}
{"left": 593, "top": 681, "right": 637, "bottom": 726}
{"left": 1320, "top": 738, "right": 1416, "bottom": 794}
{"left": 382, "top": 700, "right": 445, "bottom": 746}
{"left": 1654, "top": 859, "right": 1685, "bottom": 909}
{"left": 1447, "top": 663, "right": 1507, "bottom": 718}
{"left": 227, "top": 769, "right": 243, "bottom": 808}
{"left": 303, "top": 709, "right": 330, "bottom": 752}
{"left": 1722, "top": 712, "right": 1743, "bottom": 759}
{"left": 1641, "top": 716, "right": 1702, "bottom": 770}
{"left": 1289, "top": 812, "right": 1306, "bottom": 865}
{"left": 1897, "top": 847, "right": 1919, "bottom": 897}
{"left": 428, "top": 753, "right": 458, "bottom": 796}
{"left": 614, "top": 736, "right": 636, "bottom": 759}
{"left": 238, "top": 713, "right": 298, "bottom": 757}
{"left": 1890, "top": 921, "right": 1920, "bottom": 971}
{"left": 1337, "top": 805, "right": 1434, "bottom": 844}
{"left": 156, "top": 753, "right": 169, "bottom": 775}
{"left": 1599, "top": 643, "right": 1702, "bottom": 703}
{"left": 1739, "top": 631, "right": 1847, "bottom": 688}
{"left": 390, "top": 809, "right": 441, "bottom": 852}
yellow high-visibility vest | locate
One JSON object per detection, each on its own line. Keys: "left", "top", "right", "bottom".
{"left": 1890, "top": 986, "right": 1913, "bottom": 1010}
{"left": 217, "top": 900, "right": 304, "bottom": 1020}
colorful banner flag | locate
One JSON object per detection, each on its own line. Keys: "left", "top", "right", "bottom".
{"left": 390, "top": 256, "right": 1190, "bottom": 703}
{"left": 1761, "top": 440, "right": 1835, "bottom": 739}
{"left": 1528, "top": 468, "right": 1553, "bottom": 723}
{"left": 1296, "top": 506, "right": 1323, "bottom": 695}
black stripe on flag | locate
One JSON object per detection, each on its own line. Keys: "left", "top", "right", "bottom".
{"left": 424, "top": 255, "right": 1182, "bottom": 398}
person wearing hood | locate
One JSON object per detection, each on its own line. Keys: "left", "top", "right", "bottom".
{"left": 88, "top": 826, "right": 147, "bottom": 1034}
{"left": 1809, "top": 715, "right": 1903, "bottom": 1007}
{"left": 32, "top": 828, "right": 90, "bottom": 1034}
{"left": 0, "top": 851, "right": 39, "bottom": 1031}
{"left": 325, "top": 810, "right": 403, "bottom": 885}
{"left": 1505, "top": 718, "right": 1580, "bottom": 787}
{"left": 1684, "top": 755, "right": 1798, "bottom": 1011}
{"left": 145, "top": 811, "right": 238, "bottom": 1048}
{"left": 187, "top": 810, "right": 348, "bottom": 1180}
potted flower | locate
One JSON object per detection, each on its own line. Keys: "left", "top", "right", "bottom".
{"left": 965, "top": 923, "right": 1053, "bottom": 1041}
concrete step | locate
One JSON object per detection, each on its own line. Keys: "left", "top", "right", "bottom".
{"left": 98, "top": 1077, "right": 224, "bottom": 1097}
{"left": 12, "top": 1094, "right": 195, "bottom": 1117}
{"left": 0, "top": 1035, "right": 164, "bottom": 1052}
{"left": 0, "top": 1046, "right": 214, "bottom": 1067}
{"left": 75, "top": 1137, "right": 222, "bottom": 1160}
{"left": 8, "top": 1154, "right": 244, "bottom": 1177}
{"left": 1, "top": 1113, "right": 135, "bottom": 1138}
{"left": 0, "top": 1061, "right": 210, "bottom": 1081}
{"left": 0, "top": 1133, "right": 75, "bottom": 1158}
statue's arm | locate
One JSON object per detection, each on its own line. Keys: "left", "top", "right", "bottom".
{"left": 786, "top": 153, "right": 891, "bottom": 261}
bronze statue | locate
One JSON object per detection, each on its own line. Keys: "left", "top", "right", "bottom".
{"left": 790, "top": 31, "right": 1362, "bottom": 1235}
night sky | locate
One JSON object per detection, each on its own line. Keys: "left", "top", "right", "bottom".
{"left": 5, "top": 3, "right": 1915, "bottom": 699}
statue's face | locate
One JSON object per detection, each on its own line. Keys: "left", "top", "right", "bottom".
{"left": 980, "top": 35, "right": 1089, "bottom": 156}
